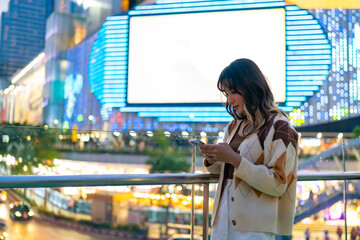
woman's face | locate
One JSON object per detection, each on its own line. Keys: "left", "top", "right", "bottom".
{"left": 225, "top": 88, "right": 245, "bottom": 115}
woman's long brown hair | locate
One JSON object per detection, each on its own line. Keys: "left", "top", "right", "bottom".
{"left": 217, "top": 58, "right": 286, "bottom": 133}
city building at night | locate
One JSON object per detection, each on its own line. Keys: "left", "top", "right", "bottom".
{"left": 42, "top": 0, "right": 126, "bottom": 128}
{"left": 87, "top": 0, "right": 360, "bottom": 133}
{"left": 0, "top": 0, "right": 53, "bottom": 89}
{"left": 2, "top": 0, "right": 360, "bottom": 135}
{"left": 0, "top": 1, "right": 360, "bottom": 239}
{"left": 3, "top": 52, "right": 45, "bottom": 124}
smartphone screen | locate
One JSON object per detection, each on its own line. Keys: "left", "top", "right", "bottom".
{"left": 188, "top": 139, "right": 205, "bottom": 146}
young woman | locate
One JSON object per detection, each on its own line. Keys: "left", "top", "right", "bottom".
{"left": 198, "top": 58, "right": 298, "bottom": 240}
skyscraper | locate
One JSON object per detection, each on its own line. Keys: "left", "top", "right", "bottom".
{"left": 0, "top": 0, "right": 53, "bottom": 89}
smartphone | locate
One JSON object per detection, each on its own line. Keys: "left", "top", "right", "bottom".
{"left": 188, "top": 139, "right": 205, "bottom": 146}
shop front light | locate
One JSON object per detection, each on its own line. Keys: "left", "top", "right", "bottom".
{"left": 28, "top": 210, "right": 34, "bottom": 216}
{"left": 316, "top": 132, "right": 322, "bottom": 139}
{"left": 0, "top": 231, "right": 7, "bottom": 239}
{"left": 337, "top": 133, "right": 343, "bottom": 139}
{"left": 181, "top": 131, "right": 189, "bottom": 137}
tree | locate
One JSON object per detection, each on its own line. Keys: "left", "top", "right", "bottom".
{"left": 146, "top": 133, "right": 191, "bottom": 173}
{"left": 353, "top": 125, "right": 360, "bottom": 138}
{"left": 0, "top": 123, "right": 61, "bottom": 174}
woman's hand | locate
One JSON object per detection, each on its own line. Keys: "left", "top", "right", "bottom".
{"left": 198, "top": 145, "right": 218, "bottom": 165}
{"left": 198, "top": 143, "right": 242, "bottom": 168}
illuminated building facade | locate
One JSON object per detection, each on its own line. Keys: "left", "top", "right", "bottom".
{"left": 85, "top": 0, "right": 360, "bottom": 131}
{"left": 0, "top": 0, "right": 53, "bottom": 89}
{"left": 42, "top": 0, "right": 124, "bottom": 127}
{"left": 1, "top": 53, "right": 45, "bottom": 124}
{"left": 63, "top": 34, "right": 101, "bottom": 130}
{"left": 290, "top": 8, "right": 360, "bottom": 128}
{"left": 2, "top": 0, "right": 360, "bottom": 133}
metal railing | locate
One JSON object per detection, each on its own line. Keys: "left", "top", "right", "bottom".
{"left": 1, "top": 172, "right": 360, "bottom": 239}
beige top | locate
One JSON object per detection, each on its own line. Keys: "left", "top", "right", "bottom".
{"left": 220, "top": 123, "right": 245, "bottom": 199}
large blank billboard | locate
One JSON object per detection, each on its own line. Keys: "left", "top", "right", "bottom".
{"left": 127, "top": 8, "right": 286, "bottom": 104}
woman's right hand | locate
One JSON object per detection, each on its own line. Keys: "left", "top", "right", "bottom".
{"left": 204, "top": 157, "right": 218, "bottom": 165}
{"left": 198, "top": 145, "right": 218, "bottom": 164}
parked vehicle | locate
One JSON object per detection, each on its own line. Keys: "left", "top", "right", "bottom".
{"left": 0, "top": 219, "right": 8, "bottom": 239}
{"left": 9, "top": 202, "right": 34, "bottom": 220}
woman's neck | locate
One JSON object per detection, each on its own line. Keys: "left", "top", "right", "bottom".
{"left": 238, "top": 119, "right": 251, "bottom": 137}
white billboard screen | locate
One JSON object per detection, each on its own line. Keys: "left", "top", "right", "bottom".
{"left": 128, "top": 8, "right": 286, "bottom": 104}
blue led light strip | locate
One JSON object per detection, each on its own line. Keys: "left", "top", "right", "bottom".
{"left": 286, "top": 20, "right": 318, "bottom": 25}
{"left": 279, "top": 106, "right": 294, "bottom": 112}
{"left": 286, "top": 29, "right": 324, "bottom": 35}
{"left": 156, "top": 0, "right": 282, "bottom": 4}
{"left": 284, "top": 5, "right": 300, "bottom": 11}
{"left": 287, "top": 75, "right": 327, "bottom": 80}
{"left": 287, "top": 91, "right": 315, "bottom": 96}
{"left": 287, "top": 70, "right": 329, "bottom": 75}
{"left": 286, "top": 15, "right": 313, "bottom": 20}
{"left": 287, "top": 81, "right": 324, "bottom": 86}
{"left": 287, "top": 86, "right": 319, "bottom": 91}
{"left": 286, "top": 65, "right": 329, "bottom": 70}
{"left": 158, "top": 116, "right": 233, "bottom": 123}
{"left": 288, "top": 45, "right": 331, "bottom": 50}
{"left": 285, "top": 10, "right": 308, "bottom": 16}
{"left": 286, "top": 96, "right": 307, "bottom": 101}
{"left": 287, "top": 55, "right": 331, "bottom": 60}
{"left": 286, "top": 39, "right": 329, "bottom": 45}
{"left": 286, "top": 102, "right": 302, "bottom": 107}
{"left": 287, "top": 60, "right": 331, "bottom": 65}
{"left": 286, "top": 34, "right": 326, "bottom": 40}
{"left": 287, "top": 49, "right": 331, "bottom": 55}
{"left": 139, "top": 112, "right": 230, "bottom": 117}
{"left": 286, "top": 25, "right": 321, "bottom": 30}
{"left": 120, "top": 107, "right": 227, "bottom": 112}
{"left": 139, "top": 0, "right": 284, "bottom": 10}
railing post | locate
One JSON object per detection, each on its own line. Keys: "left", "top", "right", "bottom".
{"left": 203, "top": 183, "right": 209, "bottom": 240}
{"left": 342, "top": 138, "right": 348, "bottom": 240}
{"left": 191, "top": 144, "right": 196, "bottom": 240}
{"left": 44, "top": 187, "right": 48, "bottom": 209}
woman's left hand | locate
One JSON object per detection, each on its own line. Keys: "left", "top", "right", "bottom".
{"left": 198, "top": 143, "right": 242, "bottom": 168}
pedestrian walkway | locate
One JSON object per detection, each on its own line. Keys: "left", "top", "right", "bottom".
{"left": 293, "top": 222, "right": 356, "bottom": 240}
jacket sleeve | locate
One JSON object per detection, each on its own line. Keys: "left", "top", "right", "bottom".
{"left": 203, "top": 158, "right": 222, "bottom": 174}
{"left": 233, "top": 118, "right": 298, "bottom": 197}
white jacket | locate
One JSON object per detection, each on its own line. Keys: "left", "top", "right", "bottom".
{"left": 205, "top": 114, "right": 298, "bottom": 236}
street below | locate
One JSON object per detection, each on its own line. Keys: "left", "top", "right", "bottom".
{"left": 0, "top": 202, "right": 128, "bottom": 240}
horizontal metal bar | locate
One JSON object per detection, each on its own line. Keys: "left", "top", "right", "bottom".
{"left": 0, "top": 173, "right": 219, "bottom": 188}
{"left": 1, "top": 172, "right": 360, "bottom": 189}
{"left": 298, "top": 172, "right": 360, "bottom": 181}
